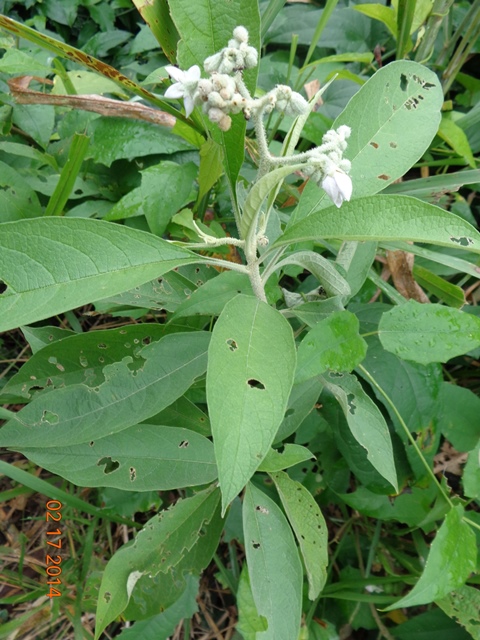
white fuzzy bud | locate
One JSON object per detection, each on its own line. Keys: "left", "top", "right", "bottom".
{"left": 233, "top": 26, "right": 249, "bottom": 43}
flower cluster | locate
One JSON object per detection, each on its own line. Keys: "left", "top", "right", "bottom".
{"left": 163, "top": 27, "right": 353, "bottom": 208}
{"left": 303, "top": 125, "right": 353, "bottom": 207}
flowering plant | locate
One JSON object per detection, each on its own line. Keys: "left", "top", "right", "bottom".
{"left": 0, "top": 2, "right": 479, "bottom": 639}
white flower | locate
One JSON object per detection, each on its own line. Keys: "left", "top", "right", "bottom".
{"left": 322, "top": 169, "right": 353, "bottom": 208}
{"left": 164, "top": 65, "right": 201, "bottom": 117}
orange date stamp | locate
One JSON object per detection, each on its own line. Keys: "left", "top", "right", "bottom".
{"left": 44, "top": 500, "right": 63, "bottom": 598}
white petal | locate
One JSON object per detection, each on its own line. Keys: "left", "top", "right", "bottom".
{"left": 184, "top": 94, "right": 195, "bottom": 117}
{"left": 321, "top": 175, "right": 341, "bottom": 206}
{"left": 335, "top": 171, "right": 352, "bottom": 202}
{"left": 165, "top": 65, "right": 186, "bottom": 83}
{"left": 186, "top": 65, "right": 201, "bottom": 82}
{"left": 164, "top": 83, "right": 185, "bottom": 99}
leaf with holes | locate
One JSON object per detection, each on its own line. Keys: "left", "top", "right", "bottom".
{"left": 271, "top": 471, "right": 328, "bottom": 600}
{"left": 296, "top": 311, "right": 367, "bottom": 383}
{"left": 321, "top": 371, "right": 398, "bottom": 491}
{"left": 0, "top": 324, "right": 174, "bottom": 403}
{"left": 243, "top": 482, "right": 303, "bottom": 640}
{"left": 385, "top": 505, "right": 477, "bottom": 610}
{"left": 95, "top": 485, "right": 222, "bottom": 639}
{"left": 0, "top": 332, "right": 210, "bottom": 448}
{"left": 16, "top": 424, "right": 217, "bottom": 490}
{"left": 378, "top": 300, "right": 480, "bottom": 365}
{"left": 258, "top": 444, "right": 315, "bottom": 472}
{"left": 207, "top": 294, "right": 296, "bottom": 513}
{"left": 0, "top": 218, "right": 202, "bottom": 333}
{"left": 290, "top": 60, "right": 443, "bottom": 218}
{"left": 275, "top": 195, "right": 480, "bottom": 254}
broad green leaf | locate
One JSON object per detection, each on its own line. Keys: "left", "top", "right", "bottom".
{"left": 385, "top": 506, "right": 477, "bottom": 610}
{"left": 0, "top": 218, "right": 201, "bottom": 332}
{"left": 289, "top": 61, "right": 443, "bottom": 221}
{"left": 106, "top": 162, "right": 197, "bottom": 236}
{"left": 237, "top": 566, "right": 268, "bottom": 639}
{"left": 95, "top": 485, "right": 222, "bottom": 639}
{"left": 273, "top": 251, "right": 351, "bottom": 298}
{"left": 271, "top": 471, "right": 328, "bottom": 600}
{"left": 290, "top": 297, "right": 345, "bottom": 327}
{"left": 354, "top": 4, "right": 397, "bottom": 36}
{"left": 463, "top": 443, "right": 480, "bottom": 500}
{"left": 437, "top": 383, "right": 480, "bottom": 452}
{"left": 322, "top": 371, "right": 398, "bottom": 491}
{"left": 52, "top": 70, "right": 126, "bottom": 96}
{"left": 378, "top": 300, "right": 480, "bottom": 364}
{"left": 243, "top": 482, "right": 303, "bottom": 640}
{"left": 172, "top": 271, "right": 253, "bottom": 319}
{"left": 296, "top": 311, "right": 367, "bottom": 383}
{"left": 21, "top": 326, "right": 75, "bottom": 354}
{"left": 274, "top": 378, "right": 323, "bottom": 443}
{"left": 207, "top": 295, "right": 296, "bottom": 513}
{"left": 86, "top": 118, "right": 193, "bottom": 167}
{"left": 132, "top": 0, "right": 179, "bottom": 62}
{"left": 17, "top": 424, "right": 217, "bottom": 490}
{"left": 438, "top": 114, "right": 476, "bottom": 168}
{"left": 0, "top": 161, "right": 42, "bottom": 222}
{"left": 0, "top": 48, "right": 51, "bottom": 74}
{"left": 392, "top": 608, "right": 472, "bottom": 640}
{"left": 150, "top": 396, "right": 211, "bottom": 437}
{"left": 0, "top": 324, "right": 174, "bottom": 403}
{"left": 0, "top": 332, "right": 210, "bottom": 448}
{"left": 275, "top": 195, "right": 480, "bottom": 254}
{"left": 168, "top": 0, "right": 260, "bottom": 195}
{"left": 258, "top": 444, "right": 315, "bottom": 472}
{"left": 115, "top": 575, "right": 199, "bottom": 640}
{"left": 336, "top": 241, "right": 378, "bottom": 298}
{"left": 198, "top": 139, "right": 224, "bottom": 200}
{"left": 437, "top": 584, "right": 480, "bottom": 640}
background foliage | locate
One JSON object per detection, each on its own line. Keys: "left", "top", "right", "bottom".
{"left": 0, "top": 0, "right": 479, "bottom": 638}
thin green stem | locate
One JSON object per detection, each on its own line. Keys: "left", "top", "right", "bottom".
{"left": 415, "top": 0, "right": 454, "bottom": 64}
{"left": 357, "top": 365, "right": 454, "bottom": 509}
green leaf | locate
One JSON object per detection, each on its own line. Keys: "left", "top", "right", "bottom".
{"left": 385, "top": 506, "right": 477, "bottom": 610}
{"left": 207, "top": 295, "right": 296, "bottom": 513}
{"left": 437, "top": 584, "right": 480, "bottom": 639}
{"left": 321, "top": 371, "right": 398, "bottom": 491}
{"left": 106, "top": 162, "right": 197, "bottom": 236}
{"left": 290, "top": 61, "right": 443, "bottom": 220}
{"left": 0, "top": 48, "right": 51, "bottom": 74}
{"left": 237, "top": 566, "right": 268, "bottom": 638}
{"left": 0, "top": 332, "right": 210, "bottom": 448}
{"left": 17, "top": 424, "right": 217, "bottom": 490}
{"left": 198, "top": 139, "right": 224, "bottom": 201}
{"left": 437, "top": 383, "right": 480, "bottom": 452}
{"left": 275, "top": 195, "right": 480, "bottom": 254}
{"left": 86, "top": 118, "right": 193, "bottom": 167}
{"left": 150, "top": 396, "right": 211, "bottom": 437}
{"left": 271, "top": 471, "right": 328, "bottom": 600}
{"left": 243, "top": 482, "right": 303, "bottom": 640}
{"left": 378, "top": 300, "right": 480, "bottom": 364}
{"left": 438, "top": 114, "right": 476, "bottom": 168}
{"left": 0, "top": 218, "right": 201, "bottom": 332}
{"left": 258, "top": 444, "right": 315, "bottom": 472}
{"left": 354, "top": 4, "right": 397, "bottom": 36}
{"left": 413, "top": 264, "right": 465, "bottom": 308}
{"left": 336, "top": 241, "right": 378, "bottom": 299}
{"left": 273, "top": 251, "right": 351, "bottom": 298}
{"left": 296, "top": 311, "right": 367, "bottom": 383}
{"left": 168, "top": 0, "right": 260, "bottom": 195}
{"left": 274, "top": 378, "right": 323, "bottom": 443}
{"left": 172, "top": 271, "right": 253, "bottom": 319}
{"left": 0, "top": 324, "right": 174, "bottom": 403}
{"left": 0, "top": 161, "right": 42, "bottom": 222}
{"left": 95, "top": 485, "right": 222, "bottom": 639}
{"left": 463, "top": 442, "right": 480, "bottom": 500}
{"left": 132, "top": 0, "right": 179, "bottom": 62}
{"left": 115, "top": 575, "right": 199, "bottom": 640}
